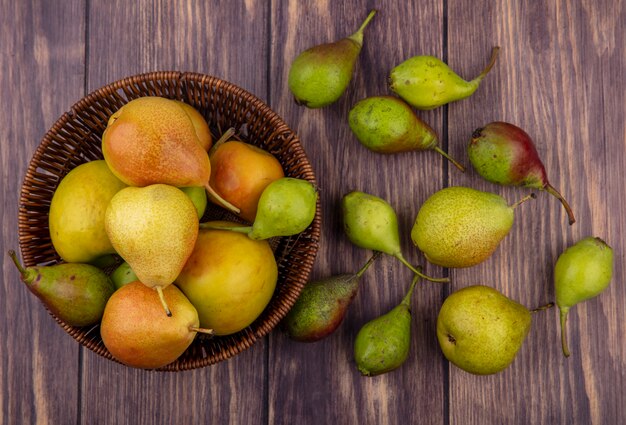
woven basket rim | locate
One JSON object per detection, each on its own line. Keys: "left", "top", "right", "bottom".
{"left": 17, "top": 71, "right": 321, "bottom": 371}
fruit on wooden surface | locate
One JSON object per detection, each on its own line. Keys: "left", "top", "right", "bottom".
{"left": 100, "top": 281, "right": 211, "bottom": 369}
{"left": 437, "top": 285, "right": 531, "bottom": 375}
{"left": 49, "top": 160, "right": 127, "bottom": 263}
{"left": 342, "top": 190, "right": 449, "bottom": 283}
{"left": 389, "top": 47, "right": 500, "bottom": 110}
{"left": 411, "top": 186, "right": 534, "bottom": 268}
{"left": 469, "top": 121, "right": 575, "bottom": 225}
{"left": 105, "top": 184, "right": 199, "bottom": 315}
{"left": 8, "top": 250, "right": 115, "bottom": 327}
{"left": 348, "top": 96, "right": 464, "bottom": 171}
{"left": 288, "top": 10, "right": 377, "bottom": 108}
{"left": 175, "top": 222, "right": 278, "bottom": 335}
{"left": 555, "top": 237, "right": 613, "bottom": 357}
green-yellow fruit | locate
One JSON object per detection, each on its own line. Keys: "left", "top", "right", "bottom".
{"left": 175, "top": 222, "right": 278, "bottom": 335}
{"left": 179, "top": 186, "right": 208, "bottom": 219}
{"left": 110, "top": 261, "right": 138, "bottom": 290}
{"left": 49, "top": 160, "right": 127, "bottom": 263}
{"left": 411, "top": 186, "right": 527, "bottom": 268}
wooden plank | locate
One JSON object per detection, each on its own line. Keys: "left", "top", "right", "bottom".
{"left": 0, "top": 0, "right": 86, "bottom": 424}
{"left": 79, "top": 1, "right": 271, "bottom": 424}
{"left": 268, "top": 1, "right": 448, "bottom": 423}
{"left": 447, "top": 0, "right": 626, "bottom": 424}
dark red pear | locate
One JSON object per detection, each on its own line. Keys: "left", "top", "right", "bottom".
{"left": 468, "top": 121, "right": 575, "bottom": 225}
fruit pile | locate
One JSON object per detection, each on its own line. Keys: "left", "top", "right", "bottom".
{"left": 11, "top": 96, "right": 317, "bottom": 369}
{"left": 283, "top": 10, "right": 614, "bottom": 376}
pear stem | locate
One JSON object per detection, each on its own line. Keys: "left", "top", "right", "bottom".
{"left": 7, "top": 250, "right": 27, "bottom": 276}
{"left": 544, "top": 182, "right": 576, "bottom": 225}
{"left": 155, "top": 286, "right": 172, "bottom": 317}
{"left": 189, "top": 326, "right": 214, "bottom": 335}
{"left": 199, "top": 222, "right": 252, "bottom": 234}
{"left": 349, "top": 9, "right": 377, "bottom": 46}
{"left": 208, "top": 127, "right": 236, "bottom": 157}
{"left": 394, "top": 253, "right": 450, "bottom": 283}
{"left": 530, "top": 302, "right": 555, "bottom": 313}
{"left": 474, "top": 46, "right": 500, "bottom": 82}
{"left": 204, "top": 182, "right": 241, "bottom": 214}
{"left": 400, "top": 274, "right": 421, "bottom": 308}
{"left": 355, "top": 251, "right": 382, "bottom": 278}
{"left": 432, "top": 146, "right": 466, "bottom": 172}
{"left": 560, "top": 309, "right": 571, "bottom": 357}
{"left": 510, "top": 193, "right": 537, "bottom": 209}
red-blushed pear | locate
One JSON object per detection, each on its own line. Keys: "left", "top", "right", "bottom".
{"left": 104, "top": 184, "right": 199, "bottom": 316}
{"left": 208, "top": 129, "right": 285, "bottom": 222}
{"left": 100, "top": 281, "right": 212, "bottom": 369}
{"left": 101, "top": 96, "right": 238, "bottom": 213}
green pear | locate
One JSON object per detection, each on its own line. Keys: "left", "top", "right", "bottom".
{"left": 342, "top": 191, "right": 449, "bottom": 283}
{"left": 283, "top": 253, "right": 379, "bottom": 342}
{"left": 437, "top": 285, "right": 532, "bottom": 375}
{"left": 348, "top": 96, "right": 464, "bottom": 171}
{"left": 179, "top": 186, "right": 208, "bottom": 219}
{"left": 8, "top": 250, "right": 115, "bottom": 327}
{"left": 110, "top": 261, "right": 138, "bottom": 289}
{"left": 49, "top": 160, "right": 127, "bottom": 263}
{"left": 354, "top": 274, "right": 420, "bottom": 376}
{"left": 104, "top": 184, "right": 199, "bottom": 315}
{"left": 555, "top": 237, "right": 614, "bottom": 357}
{"left": 100, "top": 281, "right": 212, "bottom": 369}
{"left": 288, "top": 10, "right": 377, "bottom": 108}
{"left": 200, "top": 177, "right": 318, "bottom": 240}
{"left": 411, "top": 186, "right": 534, "bottom": 268}
{"left": 389, "top": 47, "right": 500, "bottom": 110}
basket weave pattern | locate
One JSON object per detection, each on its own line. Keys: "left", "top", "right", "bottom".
{"left": 18, "top": 71, "right": 321, "bottom": 371}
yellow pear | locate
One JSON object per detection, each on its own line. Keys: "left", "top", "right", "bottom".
{"left": 104, "top": 184, "right": 199, "bottom": 315}
{"left": 49, "top": 160, "right": 127, "bottom": 263}
{"left": 175, "top": 222, "right": 278, "bottom": 335}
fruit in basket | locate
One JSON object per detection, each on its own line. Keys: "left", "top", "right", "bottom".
{"left": 173, "top": 100, "right": 213, "bottom": 151}
{"left": 48, "top": 160, "right": 127, "bottom": 263}
{"left": 555, "top": 237, "right": 613, "bottom": 357}
{"left": 348, "top": 96, "right": 465, "bottom": 171}
{"left": 104, "top": 184, "right": 199, "bottom": 316}
{"left": 436, "top": 285, "right": 533, "bottom": 375}
{"left": 110, "top": 261, "right": 138, "bottom": 290}
{"left": 468, "top": 121, "right": 576, "bottom": 225}
{"left": 288, "top": 9, "right": 377, "bottom": 108}
{"left": 100, "top": 281, "right": 212, "bottom": 369}
{"left": 101, "top": 96, "right": 239, "bottom": 213}
{"left": 208, "top": 134, "right": 285, "bottom": 222}
{"left": 200, "top": 177, "right": 318, "bottom": 240}
{"left": 283, "top": 253, "right": 379, "bottom": 342}
{"left": 341, "top": 191, "right": 449, "bottom": 283}
{"left": 175, "top": 222, "right": 278, "bottom": 335}
{"left": 179, "top": 186, "right": 208, "bottom": 219}
{"left": 389, "top": 46, "right": 500, "bottom": 110}
{"left": 354, "top": 274, "right": 420, "bottom": 376}
{"left": 411, "top": 186, "right": 535, "bottom": 268}
{"left": 8, "top": 250, "right": 115, "bottom": 327}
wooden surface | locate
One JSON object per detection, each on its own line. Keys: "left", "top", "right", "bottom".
{"left": 1, "top": 0, "right": 624, "bottom": 424}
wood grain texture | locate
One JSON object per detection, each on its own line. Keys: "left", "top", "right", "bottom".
{"left": 0, "top": 0, "right": 85, "bottom": 424}
{"left": 79, "top": 1, "right": 270, "bottom": 425}
{"left": 1, "top": 0, "right": 624, "bottom": 424}
{"left": 268, "top": 1, "right": 447, "bottom": 424}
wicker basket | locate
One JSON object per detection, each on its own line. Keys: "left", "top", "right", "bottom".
{"left": 17, "top": 71, "right": 321, "bottom": 371}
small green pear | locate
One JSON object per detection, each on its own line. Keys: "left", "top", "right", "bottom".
{"left": 200, "top": 177, "right": 318, "bottom": 240}
{"left": 555, "top": 237, "right": 614, "bottom": 357}
{"left": 354, "top": 274, "right": 420, "bottom": 376}
{"left": 411, "top": 186, "right": 534, "bottom": 268}
{"left": 288, "top": 10, "right": 377, "bottom": 108}
{"left": 342, "top": 191, "right": 449, "bottom": 283}
{"left": 179, "top": 186, "right": 208, "bottom": 219}
{"left": 389, "top": 47, "right": 500, "bottom": 110}
{"left": 348, "top": 96, "right": 464, "bottom": 171}
{"left": 110, "top": 261, "right": 138, "bottom": 290}
{"left": 437, "top": 285, "right": 532, "bottom": 375}
{"left": 105, "top": 184, "right": 199, "bottom": 315}
{"left": 283, "top": 253, "right": 379, "bottom": 342}
{"left": 8, "top": 250, "right": 115, "bottom": 327}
